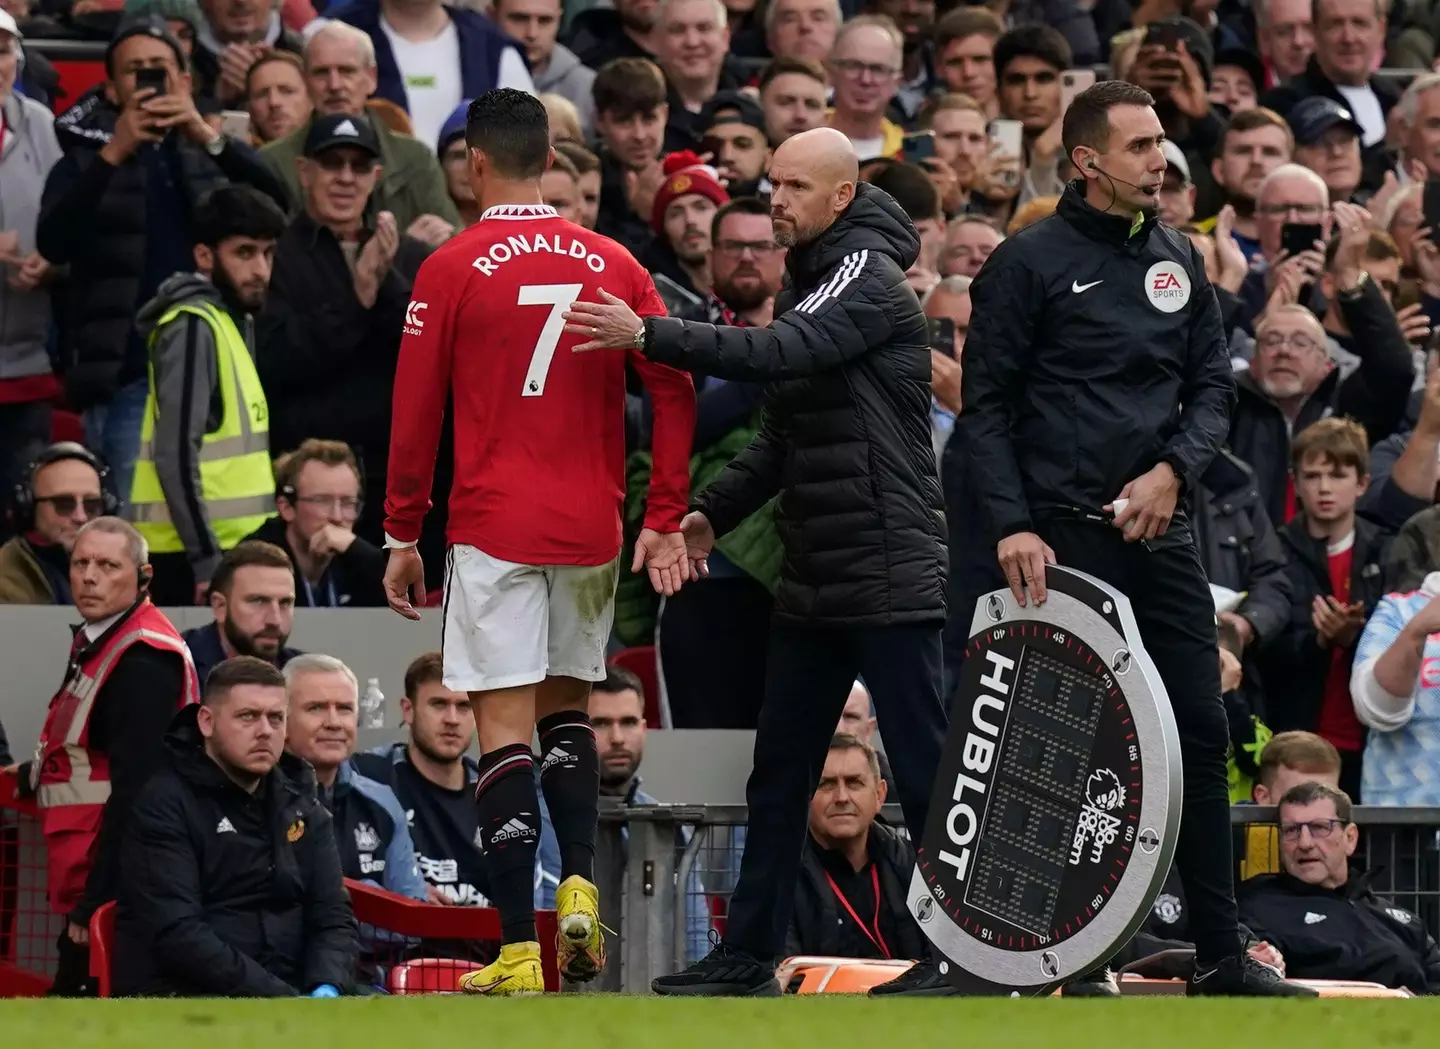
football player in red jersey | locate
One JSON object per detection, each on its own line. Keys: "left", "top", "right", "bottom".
{"left": 381, "top": 89, "right": 697, "bottom": 995}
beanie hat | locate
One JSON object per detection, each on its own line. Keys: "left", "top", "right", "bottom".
{"left": 437, "top": 99, "right": 472, "bottom": 157}
{"left": 651, "top": 151, "right": 730, "bottom": 234}
{"left": 122, "top": 0, "right": 203, "bottom": 35}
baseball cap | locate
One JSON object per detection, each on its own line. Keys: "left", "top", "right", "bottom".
{"left": 1146, "top": 17, "right": 1213, "bottom": 83}
{"left": 0, "top": 9, "right": 23, "bottom": 40}
{"left": 304, "top": 113, "right": 383, "bottom": 158}
{"left": 699, "top": 90, "right": 766, "bottom": 135}
{"left": 106, "top": 13, "right": 188, "bottom": 73}
{"left": 1212, "top": 47, "right": 1264, "bottom": 99}
{"left": 1288, "top": 96, "right": 1362, "bottom": 146}
{"left": 1162, "top": 140, "right": 1191, "bottom": 184}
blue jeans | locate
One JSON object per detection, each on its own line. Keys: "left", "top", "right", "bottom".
{"left": 82, "top": 377, "right": 148, "bottom": 515}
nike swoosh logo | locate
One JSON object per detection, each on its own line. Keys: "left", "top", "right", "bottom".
{"left": 1072, "top": 279, "right": 1103, "bottom": 293}
{"left": 1191, "top": 967, "right": 1217, "bottom": 983}
{"left": 466, "top": 974, "right": 513, "bottom": 992}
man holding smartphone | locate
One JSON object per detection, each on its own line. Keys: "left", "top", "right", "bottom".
{"left": 37, "top": 15, "right": 286, "bottom": 515}
{"left": 958, "top": 80, "right": 1314, "bottom": 998}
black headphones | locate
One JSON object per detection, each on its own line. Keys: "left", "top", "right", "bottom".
{"left": 11, "top": 442, "right": 117, "bottom": 534}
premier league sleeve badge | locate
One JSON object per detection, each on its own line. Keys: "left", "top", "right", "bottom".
{"left": 909, "top": 566, "right": 1183, "bottom": 995}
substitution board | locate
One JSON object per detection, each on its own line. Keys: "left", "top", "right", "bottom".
{"left": 909, "top": 566, "right": 1183, "bottom": 995}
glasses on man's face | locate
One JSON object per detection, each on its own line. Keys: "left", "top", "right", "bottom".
{"left": 830, "top": 58, "right": 900, "bottom": 81}
{"left": 35, "top": 495, "right": 105, "bottom": 518}
{"left": 1280, "top": 818, "right": 1346, "bottom": 842}
{"left": 1258, "top": 202, "right": 1326, "bottom": 220}
{"left": 1257, "top": 330, "right": 1323, "bottom": 355}
{"left": 315, "top": 154, "right": 378, "bottom": 176}
{"left": 297, "top": 495, "right": 362, "bottom": 518}
{"left": 715, "top": 239, "right": 780, "bottom": 258}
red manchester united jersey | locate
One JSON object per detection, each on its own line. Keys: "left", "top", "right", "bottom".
{"left": 384, "top": 203, "right": 696, "bottom": 566}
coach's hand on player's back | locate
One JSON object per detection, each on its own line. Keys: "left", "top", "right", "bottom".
{"left": 1106, "top": 462, "right": 1180, "bottom": 542}
{"left": 383, "top": 546, "right": 426, "bottom": 620}
{"left": 565, "top": 290, "right": 644, "bottom": 351}
{"left": 997, "top": 532, "right": 1056, "bottom": 607}
{"left": 633, "top": 528, "right": 688, "bottom": 596}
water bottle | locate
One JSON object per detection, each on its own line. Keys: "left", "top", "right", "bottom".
{"left": 361, "top": 677, "right": 386, "bottom": 730}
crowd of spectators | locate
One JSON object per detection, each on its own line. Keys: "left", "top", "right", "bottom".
{"left": 8, "top": 0, "right": 1440, "bottom": 997}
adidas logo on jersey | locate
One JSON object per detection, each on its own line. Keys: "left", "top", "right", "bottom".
{"left": 541, "top": 746, "right": 575, "bottom": 773}
{"left": 1304, "top": 912, "right": 1327, "bottom": 925}
{"left": 492, "top": 817, "right": 534, "bottom": 843}
{"left": 216, "top": 817, "right": 236, "bottom": 834}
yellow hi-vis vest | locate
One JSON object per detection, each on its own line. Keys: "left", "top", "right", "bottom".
{"left": 128, "top": 301, "right": 274, "bottom": 553}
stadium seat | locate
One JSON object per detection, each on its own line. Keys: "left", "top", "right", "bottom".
{"left": 88, "top": 900, "right": 116, "bottom": 998}
{"left": 608, "top": 645, "right": 661, "bottom": 727}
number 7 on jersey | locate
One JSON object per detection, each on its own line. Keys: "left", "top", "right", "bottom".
{"left": 519, "top": 283, "right": 585, "bottom": 397}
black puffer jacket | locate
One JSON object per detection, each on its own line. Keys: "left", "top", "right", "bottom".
{"left": 37, "top": 89, "right": 287, "bottom": 410}
{"left": 114, "top": 705, "right": 358, "bottom": 997}
{"left": 642, "top": 182, "right": 946, "bottom": 625}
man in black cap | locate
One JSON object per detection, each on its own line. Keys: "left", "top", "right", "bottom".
{"left": 1211, "top": 47, "right": 1263, "bottom": 117}
{"left": 257, "top": 113, "right": 432, "bottom": 547}
{"left": 699, "top": 90, "right": 772, "bottom": 197}
{"left": 37, "top": 14, "right": 287, "bottom": 520}
{"left": 1290, "top": 96, "right": 1364, "bottom": 205}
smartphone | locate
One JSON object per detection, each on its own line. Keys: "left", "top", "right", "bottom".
{"left": 989, "top": 118, "right": 1024, "bottom": 188}
{"left": 928, "top": 317, "right": 955, "bottom": 356}
{"left": 1424, "top": 180, "right": 1440, "bottom": 244}
{"left": 1060, "top": 69, "right": 1096, "bottom": 113}
{"left": 901, "top": 131, "right": 936, "bottom": 162}
{"left": 220, "top": 110, "right": 252, "bottom": 140}
{"left": 134, "top": 66, "right": 167, "bottom": 96}
{"left": 1144, "top": 22, "right": 1185, "bottom": 50}
{"left": 698, "top": 135, "right": 725, "bottom": 162}
{"left": 1281, "top": 222, "right": 1323, "bottom": 259}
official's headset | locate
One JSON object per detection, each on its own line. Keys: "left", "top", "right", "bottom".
{"left": 11, "top": 442, "right": 116, "bottom": 533}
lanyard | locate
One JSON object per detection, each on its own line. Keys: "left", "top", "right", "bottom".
{"left": 299, "top": 571, "right": 338, "bottom": 608}
{"left": 822, "top": 864, "right": 891, "bottom": 960}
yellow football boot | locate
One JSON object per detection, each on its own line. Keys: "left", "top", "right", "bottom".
{"left": 555, "top": 875, "right": 606, "bottom": 983}
{"left": 458, "top": 941, "right": 544, "bottom": 995}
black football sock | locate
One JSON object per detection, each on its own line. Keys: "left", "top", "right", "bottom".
{"left": 536, "top": 710, "right": 600, "bottom": 883}
{"left": 474, "top": 743, "right": 541, "bottom": 944}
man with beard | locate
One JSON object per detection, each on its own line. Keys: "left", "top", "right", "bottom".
{"left": 567, "top": 0, "right": 661, "bottom": 71}
{"left": 870, "top": 0, "right": 936, "bottom": 125}
{"left": 1198, "top": 108, "right": 1294, "bottom": 264}
{"left": 128, "top": 186, "right": 287, "bottom": 605}
{"left": 699, "top": 92, "right": 772, "bottom": 197}
{"left": 647, "top": 197, "right": 784, "bottom": 729}
{"left": 352, "top": 652, "right": 491, "bottom": 906}
{"left": 183, "top": 540, "right": 303, "bottom": 686}
{"left": 645, "top": 151, "right": 731, "bottom": 306}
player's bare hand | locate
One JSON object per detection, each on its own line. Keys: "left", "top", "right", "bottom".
{"left": 384, "top": 546, "right": 425, "bottom": 620}
{"left": 564, "top": 289, "right": 643, "bottom": 351}
{"left": 633, "top": 527, "right": 687, "bottom": 596}
{"left": 680, "top": 510, "right": 715, "bottom": 580}
{"left": 1107, "top": 462, "right": 1180, "bottom": 541}
{"left": 996, "top": 531, "right": 1056, "bottom": 607}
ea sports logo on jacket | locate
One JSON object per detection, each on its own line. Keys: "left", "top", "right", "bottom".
{"left": 1144, "top": 262, "right": 1190, "bottom": 313}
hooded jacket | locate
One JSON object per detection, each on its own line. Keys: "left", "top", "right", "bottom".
{"left": 114, "top": 704, "right": 358, "bottom": 996}
{"left": 532, "top": 43, "right": 595, "bottom": 140}
{"left": 135, "top": 273, "right": 261, "bottom": 583}
{"left": 0, "top": 91, "right": 62, "bottom": 385}
{"left": 639, "top": 181, "right": 946, "bottom": 625}
{"left": 37, "top": 88, "right": 288, "bottom": 410}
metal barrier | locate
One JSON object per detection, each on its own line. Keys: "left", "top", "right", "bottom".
{"left": 602, "top": 803, "right": 1440, "bottom": 994}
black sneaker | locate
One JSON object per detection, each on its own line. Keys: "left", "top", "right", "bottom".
{"left": 650, "top": 942, "right": 779, "bottom": 997}
{"left": 1061, "top": 966, "right": 1120, "bottom": 998}
{"left": 867, "top": 960, "right": 957, "bottom": 997}
{"left": 1187, "top": 953, "right": 1318, "bottom": 997}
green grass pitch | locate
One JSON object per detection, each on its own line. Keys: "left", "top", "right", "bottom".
{"left": 3, "top": 996, "right": 1434, "bottom": 1048}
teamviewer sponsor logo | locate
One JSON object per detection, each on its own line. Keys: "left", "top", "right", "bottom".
{"left": 492, "top": 817, "right": 535, "bottom": 843}
{"left": 404, "top": 301, "right": 428, "bottom": 336}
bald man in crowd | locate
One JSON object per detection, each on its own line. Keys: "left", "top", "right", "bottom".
{"left": 567, "top": 127, "right": 947, "bottom": 997}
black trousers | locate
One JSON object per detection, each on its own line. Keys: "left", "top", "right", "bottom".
{"left": 1039, "top": 518, "right": 1242, "bottom": 965}
{"left": 660, "top": 575, "right": 773, "bottom": 729}
{"left": 723, "top": 620, "right": 947, "bottom": 961}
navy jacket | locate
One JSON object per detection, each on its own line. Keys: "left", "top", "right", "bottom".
{"left": 182, "top": 621, "right": 303, "bottom": 689}
{"left": 328, "top": 0, "right": 524, "bottom": 115}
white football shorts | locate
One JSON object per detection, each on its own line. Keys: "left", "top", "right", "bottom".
{"left": 441, "top": 543, "right": 619, "bottom": 693}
